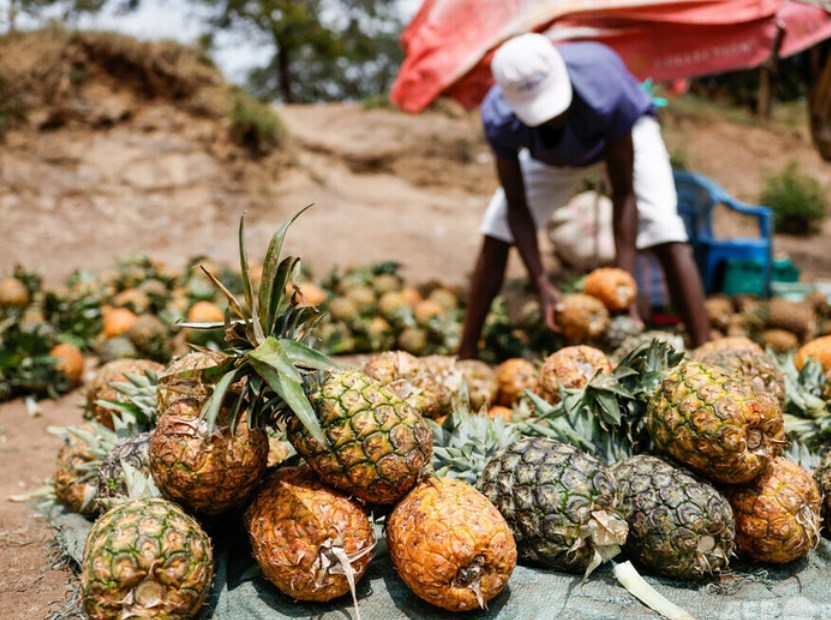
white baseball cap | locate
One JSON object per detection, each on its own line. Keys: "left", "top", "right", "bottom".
{"left": 491, "top": 33, "right": 572, "bottom": 127}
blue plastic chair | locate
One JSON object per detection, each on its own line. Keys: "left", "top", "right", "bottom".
{"left": 673, "top": 169, "right": 774, "bottom": 296}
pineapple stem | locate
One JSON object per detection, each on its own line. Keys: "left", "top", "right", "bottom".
{"left": 451, "top": 555, "right": 486, "bottom": 609}
{"left": 613, "top": 561, "right": 697, "bottom": 620}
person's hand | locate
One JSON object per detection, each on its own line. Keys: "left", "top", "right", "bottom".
{"left": 627, "top": 302, "right": 645, "bottom": 331}
{"left": 537, "top": 279, "right": 564, "bottom": 333}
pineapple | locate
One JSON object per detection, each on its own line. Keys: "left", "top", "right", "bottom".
{"left": 760, "top": 328, "right": 800, "bottom": 354}
{"left": 81, "top": 497, "right": 213, "bottom": 620}
{"left": 795, "top": 335, "right": 831, "bottom": 372}
{"left": 493, "top": 358, "right": 537, "bottom": 406}
{"left": 95, "top": 432, "right": 154, "bottom": 507}
{"left": 102, "top": 306, "right": 138, "bottom": 338}
{"left": 0, "top": 276, "right": 29, "bottom": 308}
{"left": 363, "top": 350, "right": 449, "bottom": 419}
{"left": 156, "top": 349, "right": 228, "bottom": 412}
{"left": 456, "top": 359, "right": 498, "bottom": 411}
{"left": 612, "top": 455, "right": 735, "bottom": 580}
{"left": 49, "top": 342, "right": 85, "bottom": 387}
{"left": 704, "top": 296, "right": 735, "bottom": 332}
{"left": 387, "top": 476, "right": 516, "bottom": 611}
{"left": 127, "top": 314, "right": 172, "bottom": 362}
{"left": 95, "top": 335, "right": 139, "bottom": 363}
{"left": 478, "top": 437, "right": 628, "bottom": 575}
{"left": 85, "top": 359, "right": 164, "bottom": 429}
{"left": 813, "top": 448, "right": 831, "bottom": 534}
{"left": 535, "top": 345, "right": 612, "bottom": 405}
{"left": 186, "top": 300, "right": 224, "bottom": 323}
{"left": 583, "top": 267, "right": 637, "bottom": 312}
{"left": 691, "top": 335, "right": 764, "bottom": 358}
{"left": 603, "top": 315, "right": 643, "bottom": 351}
{"left": 149, "top": 397, "right": 269, "bottom": 515}
{"left": 244, "top": 466, "right": 374, "bottom": 605}
{"left": 723, "top": 457, "right": 821, "bottom": 563}
{"left": 612, "top": 330, "right": 686, "bottom": 364}
{"left": 180, "top": 211, "right": 433, "bottom": 506}
{"left": 53, "top": 424, "right": 102, "bottom": 515}
{"left": 397, "top": 326, "right": 428, "bottom": 355}
{"left": 696, "top": 348, "right": 786, "bottom": 405}
{"left": 648, "top": 361, "right": 785, "bottom": 484}
{"left": 556, "top": 293, "right": 609, "bottom": 342}
{"left": 767, "top": 298, "right": 817, "bottom": 343}
{"left": 287, "top": 371, "right": 432, "bottom": 504}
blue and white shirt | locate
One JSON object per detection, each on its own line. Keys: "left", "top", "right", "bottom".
{"left": 481, "top": 41, "right": 655, "bottom": 168}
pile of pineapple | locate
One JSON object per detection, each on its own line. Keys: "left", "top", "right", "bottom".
{"left": 31, "top": 209, "right": 831, "bottom": 618}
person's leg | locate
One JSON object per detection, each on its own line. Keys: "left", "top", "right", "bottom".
{"left": 652, "top": 242, "right": 710, "bottom": 347}
{"left": 458, "top": 235, "right": 510, "bottom": 359}
{"left": 628, "top": 116, "right": 709, "bottom": 347}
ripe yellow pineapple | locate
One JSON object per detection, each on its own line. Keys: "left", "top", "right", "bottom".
{"left": 691, "top": 335, "right": 764, "bottom": 358}
{"left": 648, "top": 361, "right": 784, "bottom": 484}
{"left": 556, "top": 293, "right": 609, "bottom": 342}
{"left": 387, "top": 476, "right": 516, "bottom": 611}
{"left": 244, "top": 466, "right": 374, "bottom": 603}
{"left": 456, "top": 359, "right": 498, "bottom": 411}
{"left": 583, "top": 267, "right": 637, "bottom": 312}
{"left": 0, "top": 276, "right": 29, "bottom": 308}
{"left": 723, "top": 457, "right": 821, "bottom": 564}
{"left": 795, "top": 335, "right": 831, "bottom": 372}
{"left": 760, "top": 329, "right": 800, "bottom": 353}
{"left": 102, "top": 307, "right": 138, "bottom": 339}
{"left": 494, "top": 358, "right": 538, "bottom": 406}
{"left": 50, "top": 343, "right": 85, "bottom": 387}
{"left": 536, "top": 345, "right": 612, "bottom": 405}
{"left": 363, "top": 350, "right": 449, "bottom": 419}
{"left": 186, "top": 300, "right": 225, "bottom": 323}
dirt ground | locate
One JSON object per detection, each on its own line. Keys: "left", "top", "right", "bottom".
{"left": 3, "top": 74, "right": 831, "bottom": 618}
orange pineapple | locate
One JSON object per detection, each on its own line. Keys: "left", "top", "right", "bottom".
{"left": 556, "top": 293, "right": 609, "bottom": 342}
{"left": 584, "top": 267, "right": 637, "bottom": 312}
{"left": 536, "top": 345, "right": 612, "bottom": 405}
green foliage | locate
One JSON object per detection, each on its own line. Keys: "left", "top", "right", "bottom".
{"left": 227, "top": 87, "right": 284, "bottom": 156}
{"left": 201, "top": 0, "right": 403, "bottom": 103}
{"left": 761, "top": 162, "right": 827, "bottom": 235}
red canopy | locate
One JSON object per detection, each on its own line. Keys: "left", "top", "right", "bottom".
{"left": 391, "top": 0, "right": 831, "bottom": 113}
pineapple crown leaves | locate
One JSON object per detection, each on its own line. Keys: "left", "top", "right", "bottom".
{"left": 96, "top": 370, "right": 161, "bottom": 432}
{"left": 522, "top": 339, "right": 685, "bottom": 463}
{"left": 777, "top": 353, "right": 831, "bottom": 451}
{"left": 430, "top": 405, "right": 522, "bottom": 485}
{"left": 178, "top": 209, "right": 338, "bottom": 445}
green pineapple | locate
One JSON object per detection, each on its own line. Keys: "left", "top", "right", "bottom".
{"left": 478, "top": 436, "right": 628, "bottom": 576}
{"left": 612, "top": 455, "right": 735, "bottom": 580}
{"left": 81, "top": 497, "right": 213, "bottom": 620}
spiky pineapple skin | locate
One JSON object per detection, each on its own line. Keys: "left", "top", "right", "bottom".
{"left": 696, "top": 348, "right": 786, "bottom": 405}
{"left": 813, "top": 449, "right": 831, "bottom": 534}
{"left": 96, "top": 432, "right": 151, "bottom": 505}
{"left": 387, "top": 476, "right": 516, "bottom": 611}
{"left": 584, "top": 268, "right": 637, "bottom": 312}
{"left": 156, "top": 350, "right": 226, "bottom": 412}
{"left": 494, "top": 358, "right": 538, "bottom": 406}
{"left": 647, "top": 361, "right": 784, "bottom": 484}
{"left": 691, "top": 336, "right": 764, "bottom": 358}
{"left": 557, "top": 293, "right": 609, "bottom": 342}
{"left": 478, "top": 437, "right": 626, "bottom": 573}
{"left": 723, "top": 457, "right": 821, "bottom": 564}
{"left": 149, "top": 398, "right": 269, "bottom": 514}
{"left": 81, "top": 497, "right": 213, "bottom": 620}
{"left": 363, "top": 350, "right": 448, "bottom": 419}
{"left": 287, "top": 370, "right": 432, "bottom": 505}
{"left": 535, "top": 345, "right": 612, "bottom": 405}
{"left": 86, "top": 359, "right": 165, "bottom": 428}
{"left": 456, "top": 359, "right": 498, "bottom": 411}
{"left": 612, "top": 455, "right": 735, "bottom": 580}
{"left": 244, "top": 466, "right": 374, "bottom": 602}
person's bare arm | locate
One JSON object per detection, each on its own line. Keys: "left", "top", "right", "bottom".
{"left": 497, "top": 155, "right": 562, "bottom": 332}
{"left": 605, "top": 131, "right": 642, "bottom": 323}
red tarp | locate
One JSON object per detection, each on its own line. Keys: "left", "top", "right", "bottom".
{"left": 391, "top": 0, "right": 831, "bottom": 113}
